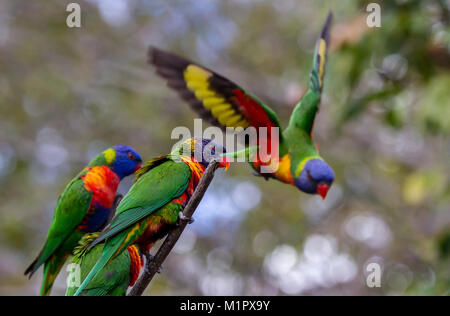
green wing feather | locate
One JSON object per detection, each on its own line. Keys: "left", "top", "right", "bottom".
{"left": 24, "top": 173, "right": 93, "bottom": 277}
{"left": 74, "top": 158, "right": 191, "bottom": 296}
{"left": 66, "top": 239, "right": 130, "bottom": 296}
{"left": 88, "top": 159, "right": 190, "bottom": 248}
{"left": 133, "top": 155, "right": 170, "bottom": 182}
{"left": 148, "top": 46, "right": 283, "bottom": 129}
{"left": 310, "top": 12, "right": 332, "bottom": 95}
{"left": 286, "top": 12, "right": 332, "bottom": 135}
{"left": 148, "top": 46, "right": 287, "bottom": 155}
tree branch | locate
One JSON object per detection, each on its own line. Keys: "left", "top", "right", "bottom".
{"left": 127, "top": 160, "right": 219, "bottom": 296}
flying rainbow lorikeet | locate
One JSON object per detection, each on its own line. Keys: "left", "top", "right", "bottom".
{"left": 65, "top": 233, "right": 143, "bottom": 296}
{"left": 24, "top": 145, "right": 142, "bottom": 296}
{"left": 148, "top": 13, "right": 334, "bottom": 200}
{"left": 73, "top": 138, "right": 229, "bottom": 296}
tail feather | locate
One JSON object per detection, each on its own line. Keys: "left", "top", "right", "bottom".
{"left": 73, "top": 239, "right": 123, "bottom": 296}
{"left": 39, "top": 252, "right": 68, "bottom": 296}
{"left": 24, "top": 239, "right": 65, "bottom": 279}
{"left": 26, "top": 232, "right": 81, "bottom": 295}
{"left": 24, "top": 247, "right": 47, "bottom": 279}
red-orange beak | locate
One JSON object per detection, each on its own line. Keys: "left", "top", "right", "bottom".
{"left": 217, "top": 156, "right": 230, "bottom": 171}
{"left": 317, "top": 184, "right": 329, "bottom": 200}
{"left": 133, "top": 163, "right": 142, "bottom": 173}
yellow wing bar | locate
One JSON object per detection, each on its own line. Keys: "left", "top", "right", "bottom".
{"left": 183, "top": 65, "right": 250, "bottom": 129}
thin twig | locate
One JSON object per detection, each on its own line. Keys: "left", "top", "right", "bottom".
{"left": 128, "top": 160, "right": 219, "bottom": 296}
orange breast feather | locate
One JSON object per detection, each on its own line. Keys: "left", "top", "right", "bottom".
{"left": 82, "top": 165, "right": 120, "bottom": 209}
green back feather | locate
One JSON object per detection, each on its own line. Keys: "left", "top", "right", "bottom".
{"left": 134, "top": 155, "right": 170, "bottom": 182}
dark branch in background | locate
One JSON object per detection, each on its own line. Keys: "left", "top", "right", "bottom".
{"left": 128, "top": 160, "right": 219, "bottom": 296}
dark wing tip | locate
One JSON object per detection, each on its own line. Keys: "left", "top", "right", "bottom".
{"left": 321, "top": 11, "right": 333, "bottom": 44}
{"left": 24, "top": 265, "right": 33, "bottom": 277}
{"left": 310, "top": 11, "right": 333, "bottom": 93}
{"left": 147, "top": 45, "right": 190, "bottom": 71}
{"left": 147, "top": 45, "right": 161, "bottom": 65}
{"left": 24, "top": 256, "right": 39, "bottom": 277}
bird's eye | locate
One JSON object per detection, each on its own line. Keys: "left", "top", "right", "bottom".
{"left": 128, "top": 152, "right": 135, "bottom": 160}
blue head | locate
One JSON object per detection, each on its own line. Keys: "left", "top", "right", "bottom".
{"left": 108, "top": 145, "right": 142, "bottom": 179}
{"left": 294, "top": 158, "right": 334, "bottom": 199}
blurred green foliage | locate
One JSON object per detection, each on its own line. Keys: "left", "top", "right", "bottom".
{"left": 0, "top": 0, "right": 448, "bottom": 295}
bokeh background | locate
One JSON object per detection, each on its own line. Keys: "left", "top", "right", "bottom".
{"left": 0, "top": 0, "right": 449, "bottom": 296}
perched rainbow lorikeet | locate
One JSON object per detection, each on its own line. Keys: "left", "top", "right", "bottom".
{"left": 73, "top": 138, "right": 229, "bottom": 296}
{"left": 24, "top": 145, "right": 142, "bottom": 296}
{"left": 65, "top": 233, "right": 143, "bottom": 296}
{"left": 148, "top": 13, "right": 334, "bottom": 200}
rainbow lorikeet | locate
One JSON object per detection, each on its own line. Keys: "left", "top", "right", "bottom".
{"left": 65, "top": 233, "right": 143, "bottom": 296}
{"left": 148, "top": 13, "right": 335, "bottom": 199}
{"left": 73, "top": 138, "right": 229, "bottom": 296}
{"left": 24, "top": 145, "right": 142, "bottom": 296}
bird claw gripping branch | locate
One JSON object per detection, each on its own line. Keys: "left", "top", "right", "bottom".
{"left": 143, "top": 251, "right": 162, "bottom": 274}
{"left": 178, "top": 211, "right": 195, "bottom": 225}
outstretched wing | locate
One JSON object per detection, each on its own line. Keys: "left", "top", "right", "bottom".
{"left": 287, "top": 12, "right": 332, "bottom": 135}
{"left": 310, "top": 12, "right": 332, "bottom": 95}
{"left": 148, "top": 46, "right": 283, "bottom": 140}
